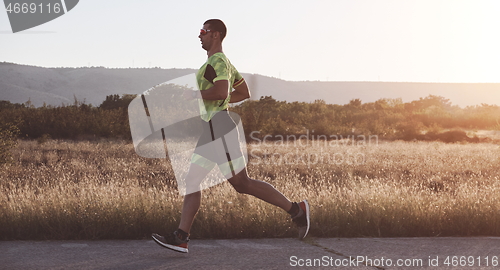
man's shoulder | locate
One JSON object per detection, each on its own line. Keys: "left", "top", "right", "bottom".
{"left": 208, "top": 52, "right": 229, "bottom": 63}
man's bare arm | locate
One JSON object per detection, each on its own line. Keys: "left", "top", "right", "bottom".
{"left": 229, "top": 80, "right": 250, "bottom": 103}
{"left": 199, "top": 80, "right": 229, "bottom": 100}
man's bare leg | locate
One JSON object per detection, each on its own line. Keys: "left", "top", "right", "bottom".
{"left": 152, "top": 163, "right": 210, "bottom": 252}
{"left": 226, "top": 167, "right": 310, "bottom": 239}
{"left": 178, "top": 164, "right": 211, "bottom": 233}
{"left": 178, "top": 191, "right": 201, "bottom": 233}
{"left": 227, "top": 168, "right": 293, "bottom": 212}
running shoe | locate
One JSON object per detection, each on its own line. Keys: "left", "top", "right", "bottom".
{"left": 291, "top": 200, "right": 310, "bottom": 240}
{"left": 152, "top": 231, "right": 189, "bottom": 253}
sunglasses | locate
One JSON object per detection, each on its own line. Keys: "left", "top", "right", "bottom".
{"left": 200, "top": 29, "right": 212, "bottom": 35}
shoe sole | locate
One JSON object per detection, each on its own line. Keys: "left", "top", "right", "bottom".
{"left": 152, "top": 234, "right": 188, "bottom": 253}
{"left": 301, "top": 200, "right": 310, "bottom": 240}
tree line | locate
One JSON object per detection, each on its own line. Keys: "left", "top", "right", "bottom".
{"left": 1, "top": 89, "right": 500, "bottom": 147}
{"left": 232, "top": 95, "right": 500, "bottom": 142}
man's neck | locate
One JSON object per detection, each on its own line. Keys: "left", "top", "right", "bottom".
{"left": 207, "top": 44, "right": 223, "bottom": 58}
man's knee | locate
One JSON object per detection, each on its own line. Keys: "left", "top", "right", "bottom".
{"left": 229, "top": 174, "right": 251, "bottom": 194}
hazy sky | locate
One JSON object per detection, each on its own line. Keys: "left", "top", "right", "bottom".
{"left": 1, "top": 0, "right": 499, "bottom": 82}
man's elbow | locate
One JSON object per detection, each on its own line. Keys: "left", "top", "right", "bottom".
{"left": 242, "top": 89, "right": 251, "bottom": 99}
{"left": 241, "top": 88, "right": 251, "bottom": 100}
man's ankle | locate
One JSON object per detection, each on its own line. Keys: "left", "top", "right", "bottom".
{"left": 287, "top": 202, "right": 299, "bottom": 217}
{"left": 176, "top": 228, "right": 190, "bottom": 241}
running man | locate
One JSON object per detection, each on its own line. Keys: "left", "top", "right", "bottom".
{"left": 152, "top": 19, "right": 310, "bottom": 253}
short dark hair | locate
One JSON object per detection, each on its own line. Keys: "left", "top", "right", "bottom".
{"left": 204, "top": 19, "right": 227, "bottom": 41}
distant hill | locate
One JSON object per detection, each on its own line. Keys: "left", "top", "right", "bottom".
{"left": 0, "top": 62, "right": 195, "bottom": 106}
{"left": 1, "top": 62, "right": 500, "bottom": 107}
{"left": 246, "top": 75, "right": 500, "bottom": 107}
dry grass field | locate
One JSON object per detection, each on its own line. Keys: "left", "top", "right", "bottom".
{"left": 1, "top": 139, "right": 500, "bottom": 240}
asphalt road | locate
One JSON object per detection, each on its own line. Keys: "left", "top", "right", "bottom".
{"left": 2, "top": 237, "right": 500, "bottom": 269}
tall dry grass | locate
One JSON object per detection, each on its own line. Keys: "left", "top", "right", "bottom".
{"left": 1, "top": 139, "right": 500, "bottom": 240}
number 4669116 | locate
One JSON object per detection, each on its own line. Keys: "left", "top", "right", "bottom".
{"left": 443, "top": 256, "right": 498, "bottom": 267}
{"left": 6, "top": 3, "right": 62, "bottom": 14}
